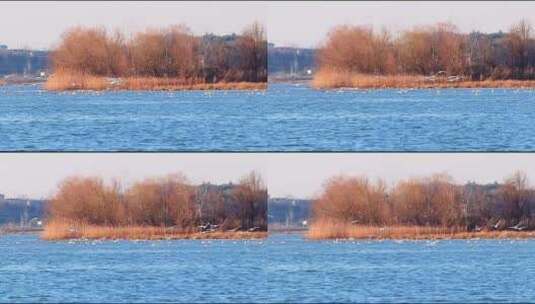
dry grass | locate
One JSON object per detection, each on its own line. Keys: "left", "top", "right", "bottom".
{"left": 121, "top": 77, "right": 266, "bottom": 91}
{"left": 44, "top": 70, "right": 108, "bottom": 91}
{"left": 44, "top": 71, "right": 266, "bottom": 91}
{"left": 312, "top": 69, "right": 535, "bottom": 89}
{"left": 307, "top": 221, "right": 535, "bottom": 240}
{"left": 42, "top": 221, "right": 267, "bottom": 241}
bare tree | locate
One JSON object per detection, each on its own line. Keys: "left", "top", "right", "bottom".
{"left": 237, "top": 22, "right": 268, "bottom": 82}
{"left": 232, "top": 171, "right": 268, "bottom": 230}
{"left": 507, "top": 19, "right": 533, "bottom": 78}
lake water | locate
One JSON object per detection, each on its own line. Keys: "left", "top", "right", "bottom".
{"left": 3, "top": 83, "right": 535, "bottom": 151}
{"left": 2, "top": 233, "right": 535, "bottom": 302}
{"left": 0, "top": 233, "right": 268, "bottom": 303}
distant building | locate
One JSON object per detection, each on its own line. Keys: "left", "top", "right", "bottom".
{"left": 0, "top": 49, "right": 49, "bottom": 76}
{"left": 268, "top": 45, "right": 316, "bottom": 80}
{"left": 0, "top": 194, "right": 47, "bottom": 227}
{"left": 268, "top": 198, "right": 311, "bottom": 227}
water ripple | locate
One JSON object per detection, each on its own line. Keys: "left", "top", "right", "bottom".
{"left": 2, "top": 84, "right": 535, "bottom": 150}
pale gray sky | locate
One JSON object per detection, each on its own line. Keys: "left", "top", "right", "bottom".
{"left": 0, "top": 1, "right": 266, "bottom": 49}
{"left": 268, "top": 1, "right": 535, "bottom": 48}
{"left": 0, "top": 153, "right": 533, "bottom": 200}
{"left": 2, "top": 1, "right": 535, "bottom": 49}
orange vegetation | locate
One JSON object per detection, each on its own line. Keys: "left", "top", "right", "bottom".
{"left": 119, "top": 77, "right": 266, "bottom": 91}
{"left": 45, "top": 22, "right": 267, "bottom": 91}
{"left": 309, "top": 171, "right": 535, "bottom": 239}
{"left": 43, "top": 172, "right": 268, "bottom": 240}
{"left": 43, "top": 220, "right": 266, "bottom": 240}
{"left": 312, "top": 69, "right": 535, "bottom": 89}
{"left": 44, "top": 71, "right": 266, "bottom": 91}
{"left": 307, "top": 221, "right": 535, "bottom": 240}
{"left": 44, "top": 70, "right": 108, "bottom": 91}
{"left": 314, "top": 19, "right": 535, "bottom": 89}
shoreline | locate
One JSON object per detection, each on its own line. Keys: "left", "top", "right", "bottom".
{"left": 0, "top": 227, "right": 43, "bottom": 234}
{"left": 42, "top": 223, "right": 267, "bottom": 241}
{"left": 312, "top": 70, "right": 535, "bottom": 89}
{"left": 44, "top": 72, "right": 267, "bottom": 91}
{"left": 307, "top": 223, "right": 535, "bottom": 240}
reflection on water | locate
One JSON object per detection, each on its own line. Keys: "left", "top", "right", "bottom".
{"left": 1, "top": 233, "right": 535, "bottom": 302}
{"left": 2, "top": 84, "right": 535, "bottom": 150}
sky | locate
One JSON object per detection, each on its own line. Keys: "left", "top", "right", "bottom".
{"left": 2, "top": 1, "right": 535, "bottom": 49}
{"left": 268, "top": 1, "right": 535, "bottom": 48}
{"left": 0, "top": 1, "right": 266, "bottom": 49}
{"left": 1, "top": 153, "right": 534, "bottom": 199}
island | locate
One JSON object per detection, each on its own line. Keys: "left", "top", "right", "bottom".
{"left": 313, "top": 20, "right": 535, "bottom": 89}
{"left": 43, "top": 23, "right": 267, "bottom": 91}
{"left": 43, "top": 172, "right": 267, "bottom": 240}
{"left": 308, "top": 171, "right": 535, "bottom": 240}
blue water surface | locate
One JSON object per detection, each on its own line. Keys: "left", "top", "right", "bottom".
{"left": 2, "top": 83, "right": 535, "bottom": 150}
{"left": 1, "top": 233, "right": 535, "bottom": 302}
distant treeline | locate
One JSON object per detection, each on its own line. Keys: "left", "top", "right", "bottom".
{"left": 313, "top": 171, "right": 535, "bottom": 231}
{"left": 50, "top": 23, "right": 267, "bottom": 83}
{"left": 48, "top": 172, "right": 267, "bottom": 231}
{"left": 318, "top": 20, "right": 535, "bottom": 80}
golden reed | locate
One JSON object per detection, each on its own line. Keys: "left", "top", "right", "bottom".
{"left": 44, "top": 70, "right": 108, "bottom": 91}
{"left": 44, "top": 70, "right": 267, "bottom": 91}
{"left": 42, "top": 220, "right": 267, "bottom": 241}
{"left": 307, "top": 220, "right": 535, "bottom": 240}
{"left": 312, "top": 69, "right": 535, "bottom": 89}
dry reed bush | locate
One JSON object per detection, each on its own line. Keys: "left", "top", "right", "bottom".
{"left": 44, "top": 171, "right": 268, "bottom": 240}
{"left": 48, "top": 174, "right": 198, "bottom": 229}
{"left": 124, "top": 174, "right": 197, "bottom": 228}
{"left": 312, "top": 70, "right": 427, "bottom": 89}
{"left": 311, "top": 173, "right": 461, "bottom": 228}
{"left": 397, "top": 23, "right": 466, "bottom": 75}
{"left": 391, "top": 174, "right": 463, "bottom": 227}
{"left": 45, "top": 22, "right": 267, "bottom": 91}
{"left": 316, "top": 25, "right": 396, "bottom": 75}
{"left": 307, "top": 220, "right": 463, "bottom": 240}
{"left": 128, "top": 26, "right": 200, "bottom": 78}
{"left": 307, "top": 221, "right": 535, "bottom": 240}
{"left": 309, "top": 171, "right": 535, "bottom": 239}
{"left": 119, "top": 77, "right": 203, "bottom": 90}
{"left": 312, "top": 69, "right": 535, "bottom": 89}
{"left": 48, "top": 176, "right": 125, "bottom": 225}
{"left": 311, "top": 70, "right": 355, "bottom": 89}
{"left": 44, "top": 70, "right": 109, "bottom": 91}
{"left": 44, "top": 73, "right": 266, "bottom": 91}
{"left": 119, "top": 78, "right": 266, "bottom": 91}
{"left": 190, "top": 82, "right": 267, "bottom": 90}
{"left": 51, "top": 27, "right": 128, "bottom": 76}
{"left": 312, "top": 175, "right": 390, "bottom": 225}
{"left": 42, "top": 220, "right": 266, "bottom": 240}
{"left": 41, "top": 220, "right": 82, "bottom": 240}
{"left": 314, "top": 20, "right": 535, "bottom": 88}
